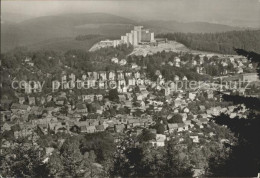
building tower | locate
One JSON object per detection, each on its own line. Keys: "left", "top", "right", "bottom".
{"left": 134, "top": 26, "right": 143, "bottom": 44}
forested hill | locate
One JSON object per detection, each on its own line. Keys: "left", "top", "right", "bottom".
{"left": 157, "top": 30, "right": 260, "bottom": 54}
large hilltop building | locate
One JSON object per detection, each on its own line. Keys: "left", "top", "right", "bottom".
{"left": 120, "top": 26, "right": 155, "bottom": 46}
{"left": 91, "top": 26, "right": 156, "bottom": 51}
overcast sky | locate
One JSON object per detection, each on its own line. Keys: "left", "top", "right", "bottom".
{"left": 1, "top": 0, "right": 260, "bottom": 26}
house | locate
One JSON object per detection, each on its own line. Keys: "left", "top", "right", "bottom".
{"left": 131, "top": 121, "right": 141, "bottom": 127}
{"left": 174, "top": 57, "right": 181, "bottom": 63}
{"left": 56, "top": 126, "right": 68, "bottom": 134}
{"left": 1, "top": 123, "right": 12, "bottom": 132}
{"left": 114, "top": 124, "right": 125, "bottom": 133}
{"left": 168, "top": 61, "right": 174, "bottom": 66}
{"left": 199, "top": 105, "right": 206, "bottom": 111}
{"left": 82, "top": 74, "right": 87, "bottom": 80}
{"left": 183, "top": 107, "right": 190, "bottom": 113}
{"left": 136, "top": 78, "right": 146, "bottom": 85}
{"left": 137, "top": 84, "right": 145, "bottom": 91}
{"left": 236, "top": 67, "right": 243, "bottom": 74}
{"left": 177, "top": 123, "right": 188, "bottom": 132}
{"left": 40, "top": 97, "right": 46, "bottom": 105}
{"left": 136, "top": 94, "right": 143, "bottom": 101}
{"left": 111, "top": 57, "right": 119, "bottom": 63}
{"left": 0, "top": 111, "right": 11, "bottom": 122}
{"left": 69, "top": 73, "right": 76, "bottom": 81}
{"left": 118, "top": 95, "right": 126, "bottom": 102}
{"left": 206, "top": 90, "right": 214, "bottom": 99}
{"left": 192, "top": 120, "right": 204, "bottom": 129}
{"left": 98, "top": 71, "right": 107, "bottom": 81}
{"left": 131, "top": 63, "right": 138, "bottom": 69}
{"left": 13, "top": 123, "right": 34, "bottom": 139}
{"left": 28, "top": 97, "right": 36, "bottom": 105}
{"left": 46, "top": 95, "right": 53, "bottom": 102}
{"left": 150, "top": 134, "right": 166, "bottom": 147}
{"left": 183, "top": 120, "right": 193, "bottom": 128}
{"left": 180, "top": 113, "right": 188, "bottom": 121}
{"left": 19, "top": 97, "right": 25, "bottom": 104}
{"left": 230, "top": 113, "right": 237, "bottom": 118}
{"left": 174, "top": 75, "right": 180, "bottom": 81}
{"left": 174, "top": 98, "right": 183, "bottom": 107}
{"left": 174, "top": 61, "right": 180, "bottom": 67}
{"left": 70, "top": 125, "right": 81, "bottom": 133}
{"left": 198, "top": 117, "right": 208, "bottom": 124}
{"left": 24, "top": 57, "right": 31, "bottom": 62}
{"left": 149, "top": 129, "right": 157, "bottom": 134}
{"left": 1, "top": 139, "right": 11, "bottom": 148}
{"left": 95, "top": 95, "right": 103, "bottom": 101}
{"left": 126, "top": 77, "right": 135, "bottom": 86}
{"left": 117, "top": 71, "right": 124, "bottom": 80}
{"left": 86, "top": 126, "right": 96, "bottom": 133}
{"left": 0, "top": 99, "right": 12, "bottom": 110}
{"left": 192, "top": 60, "right": 197, "bottom": 66}
{"left": 95, "top": 125, "right": 105, "bottom": 132}
{"left": 134, "top": 72, "right": 141, "bottom": 79}
{"left": 31, "top": 106, "right": 43, "bottom": 116}
{"left": 118, "top": 79, "right": 126, "bottom": 89}
{"left": 75, "top": 104, "right": 88, "bottom": 113}
{"left": 188, "top": 92, "right": 196, "bottom": 100}
{"left": 168, "top": 123, "right": 178, "bottom": 133}
{"left": 182, "top": 76, "right": 188, "bottom": 81}
{"left": 82, "top": 95, "right": 95, "bottom": 102}
{"left": 11, "top": 103, "right": 31, "bottom": 113}
{"left": 190, "top": 136, "right": 199, "bottom": 143}
{"left": 119, "top": 59, "right": 127, "bottom": 66}
{"left": 108, "top": 71, "right": 116, "bottom": 80}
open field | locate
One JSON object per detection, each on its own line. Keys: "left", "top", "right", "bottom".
{"left": 129, "top": 41, "right": 189, "bottom": 56}
{"left": 129, "top": 41, "right": 242, "bottom": 57}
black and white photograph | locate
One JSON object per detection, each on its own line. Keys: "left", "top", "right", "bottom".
{"left": 1, "top": 0, "right": 260, "bottom": 177}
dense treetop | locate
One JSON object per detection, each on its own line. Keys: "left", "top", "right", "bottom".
{"left": 158, "top": 30, "right": 260, "bottom": 54}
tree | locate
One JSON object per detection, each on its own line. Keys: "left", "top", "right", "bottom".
{"left": 59, "top": 137, "right": 84, "bottom": 177}
{"left": 48, "top": 151, "right": 64, "bottom": 177}
{"left": 158, "top": 31, "right": 260, "bottom": 54}
{"left": 155, "top": 123, "right": 165, "bottom": 134}
{"left": 208, "top": 49, "right": 260, "bottom": 176}
{"left": 0, "top": 143, "right": 49, "bottom": 178}
{"left": 138, "top": 129, "right": 156, "bottom": 142}
{"left": 60, "top": 105, "right": 68, "bottom": 116}
{"left": 82, "top": 150, "right": 104, "bottom": 178}
{"left": 108, "top": 89, "right": 119, "bottom": 102}
{"left": 163, "top": 138, "right": 193, "bottom": 177}
{"left": 80, "top": 132, "right": 116, "bottom": 163}
{"left": 168, "top": 114, "right": 183, "bottom": 123}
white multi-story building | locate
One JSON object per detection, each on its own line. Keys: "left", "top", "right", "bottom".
{"left": 134, "top": 26, "right": 143, "bottom": 43}
{"left": 126, "top": 33, "right": 133, "bottom": 45}
{"left": 131, "top": 30, "right": 138, "bottom": 46}
{"left": 121, "top": 36, "right": 128, "bottom": 44}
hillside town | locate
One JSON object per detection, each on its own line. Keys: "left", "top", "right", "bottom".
{"left": 1, "top": 24, "right": 260, "bottom": 177}
{"left": 1, "top": 42, "right": 259, "bottom": 170}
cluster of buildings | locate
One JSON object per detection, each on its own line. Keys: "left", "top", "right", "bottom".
{"left": 0, "top": 59, "right": 251, "bottom": 178}
{"left": 119, "top": 26, "right": 155, "bottom": 46}
{"left": 1, "top": 70, "right": 248, "bottom": 148}
{"left": 0, "top": 50, "right": 257, "bottom": 174}
{"left": 95, "top": 26, "right": 155, "bottom": 49}
{"left": 164, "top": 54, "right": 255, "bottom": 76}
{"left": 1, "top": 58, "right": 249, "bottom": 145}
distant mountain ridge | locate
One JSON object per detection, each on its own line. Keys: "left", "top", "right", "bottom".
{"left": 1, "top": 13, "right": 250, "bottom": 52}
{"left": 20, "top": 13, "right": 135, "bottom": 26}
{"left": 1, "top": 12, "right": 33, "bottom": 23}
{"left": 142, "top": 20, "right": 245, "bottom": 33}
